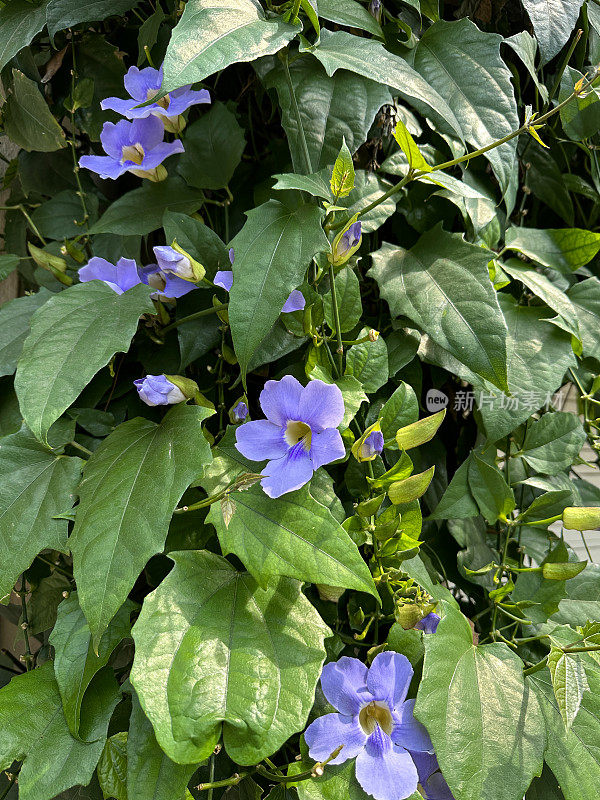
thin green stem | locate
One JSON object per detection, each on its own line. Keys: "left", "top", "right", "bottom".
{"left": 197, "top": 772, "right": 252, "bottom": 791}
{"left": 174, "top": 486, "right": 232, "bottom": 513}
{"left": 68, "top": 440, "right": 93, "bottom": 457}
{"left": 281, "top": 50, "right": 312, "bottom": 175}
{"left": 523, "top": 656, "right": 548, "bottom": 676}
{"left": 69, "top": 39, "right": 91, "bottom": 248}
{"left": 328, "top": 265, "right": 344, "bottom": 375}
{"left": 35, "top": 554, "right": 73, "bottom": 580}
{"left": 548, "top": 29, "right": 583, "bottom": 103}
{"left": 289, "top": 0, "right": 302, "bottom": 23}
{"left": 19, "top": 575, "right": 32, "bottom": 670}
{"left": 161, "top": 304, "right": 227, "bottom": 334}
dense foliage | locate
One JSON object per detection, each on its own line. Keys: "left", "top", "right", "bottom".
{"left": 1, "top": 1, "right": 600, "bottom": 799}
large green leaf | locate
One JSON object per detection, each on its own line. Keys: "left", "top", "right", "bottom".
{"left": 90, "top": 179, "right": 204, "bottom": 236}
{"left": 551, "top": 564, "right": 600, "bottom": 626}
{"left": 71, "top": 404, "right": 213, "bottom": 644}
{"left": 0, "top": 662, "right": 118, "bottom": 800}
{"left": 547, "top": 644, "right": 589, "bottom": 730}
{"left": 0, "top": 0, "right": 49, "bottom": 71}
{"left": 31, "top": 190, "right": 98, "bottom": 240}
{"left": 228, "top": 200, "right": 328, "bottom": 378}
{"left": 50, "top": 593, "right": 133, "bottom": 738}
{"left": 317, "top": 0, "right": 383, "bottom": 38}
{"left": 162, "top": 0, "right": 298, "bottom": 91}
{"left": 505, "top": 227, "right": 600, "bottom": 274}
{"left": 412, "top": 19, "right": 518, "bottom": 195}
{"left": 130, "top": 550, "right": 330, "bottom": 765}
{"left": 521, "top": 0, "right": 584, "bottom": 63}
{"left": 309, "top": 30, "right": 463, "bottom": 142}
{"left": 467, "top": 454, "right": 515, "bottom": 524}
{"left": 530, "top": 669, "right": 600, "bottom": 800}
{"left": 177, "top": 102, "right": 245, "bottom": 190}
{"left": 3, "top": 70, "right": 66, "bottom": 152}
{"left": 0, "top": 288, "right": 51, "bottom": 378}
{"left": 323, "top": 268, "right": 362, "bottom": 333}
{"left": 518, "top": 412, "right": 586, "bottom": 476}
{"left": 15, "top": 282, "right": 154, "bottom": 443}
{"left": 263, "top": 55, "right": 391, "bottom": 172}
{"left": 128, "top": 693, "right": 197, "bottom": 800}
{"left": 415, "top": 603, "right": 545, "bottom": 800}
{"left": 46, "top": 0, "right": 141, "bottom": 38}
{"left": 0, "top": 427, "right": 82, "bottom": 602}
{"left": 369, "top": 227, "right": 508, "bottom": 390}
{"left": 568, "top": 278, "right": 600, "bottom": 362}
{"left": 206, "top": 483, "right": 376, "bottom": 597}
{"left": 345, "top": 329, "right": 389, "bottom": 393}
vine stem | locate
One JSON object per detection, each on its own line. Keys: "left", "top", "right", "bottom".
{"left": 333, "top": 69, "right": 600, "bottom": 229}
{"left": 19, "top": 575, "right": 32, "bottom": 670}
{"left": 69, "top": 37, "right": 92, "bottom": 254}
{"left": 328, "top": 264, "right": 344, "bottom": 374}
{"left": 161, "top": 304, "right": 227, "bottom": 334}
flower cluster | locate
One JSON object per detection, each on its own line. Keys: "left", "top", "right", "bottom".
{"left": 215, "top": 248, "right": 305, "bottom": 313}
{"left": 305, "top": 652, "right": 453, "bottom": 800}
{"left": 80, "top": 64, "right": 209, "bottom": 181}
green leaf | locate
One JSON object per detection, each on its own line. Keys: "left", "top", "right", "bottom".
{"left": 505, "top": 227, "right": 600, "bottom": 274}
{"left": 98, "top": 733, "right": 127, "bottom": 800}
{"left": 559, "top": 66, "right": 600, "bottom": 141}
{"left": 0, "top": 662, "right": 118, "bottom": 800}
{"left": 3, "top": 70, "right": 66, "bottom": 152}
{"left": 130, "top": 550, "right": 330, "bottom": 764}
{"left": 369, "top": 227, "right": 508, "bottom": 391}
{"left": 379, "top": 382, "right": 418, "bottom": 446}
{"left": 90, "top": 179, "right": 204, "bottom": 236}
{"left": 530, "top": 669, "right": 600, "bottom": 799}
{"left": 46, "top": 0, "right": 142, "bottom": 38}
{"left": 413, "top": 18, "right": 519, "bottom": 194}
{"left": 478, "top": 295, "right": 575, "bottom": 441}
{"left": 568, "top": 277, "right": 600, "bottom": 362}
{"left": 309, "top": 30, "right": 462, "bottom": 142}
{"left": 0, "top": 254, "right": 19, "bottom": 282}
{"left": 543, "top": 561, "right": 587, "bottom": 580}
{"left": 392, "top": 119, "right": 430, "bottom": 172}
{"left": 521, "top": 0, "right": 583, "bottom": 63}
{"left": 388, "top": 466, "right": 434, "bottom": 504}
{"left": 323, "top": 268, "right": 361, "bottom": 333}
{"left": 0, "top": 426, "right": 82, "bottom": 602}
{"left": 15, "top": 282, "right": 154, "bottom": 443}
{"left": 429, "top": 457, "right": 480, "bottom": 521}
{"left": 73, "top": 34, "right": 126, "bottom": 141}
{"left": 0, "top": 0, "right": 49, "bottom": 71}
{"left": 330, "top": 137, "right": 355, "bottom": 199}
{"left": 290, "top": 749, "right": 370, "bottom": 800}
{"left": 468, "top": 454, "right": 515, "bottom": 524}
{"left": 0, "top": 288, "right": 51, "bottom": 378}
{"left": 228, "top": 200, "right": 328, "bottom": 379}
{"left": 336, "top": 171, "right": 398, "bottom": 233}
{"left": 415, "top": 603, "right": 545, "bottom": 800}
{"left": 31, "top": 190, "right": 98, "bottom": 241}
{"left": 551, "top": 564, "right": 600, "bottom": 626}
{"left": 206, "top": 483, "right": 376, "bottom": 597}
{"left": 345, "top": 328, "right": 388, "bottom": 393}
{"left": 395, "top": 410, "right": 445, "bottom": 451}
{"left": 504, "top": 31, "right": 549, "bottom": 104}
{"left": 262, "top": 54, "right": 391, "bottom": 172}
{"left": 502, "top": 260, "right": 579, "bottom": 338}
{"left": 525, "top": 764, "right": 564, "bottom": 800}
{"left": 177, "top": 102, "right": 245, "bottom": 190}
{"left": 162, "top": 0, "right": 298, "bottom": 91}
{"left": 71, "top": 404, "right": 213, "bottom": 644}
{"left": 162, "top": 210, "right": 230, "bottom": 280}
{"left": 272, "top": 170, "right": 332, "bottom": 199}
{"left": 50, "top": 593, "right": 133, "bottom": 738}
{"left": 317, "top": 0, "right": 383, "bottom": 38}
{"left": 518, "top": 412, "right": 586, "bottom": 475}
{"left": 526, "top": 141, "right": 574, "bottom": 226}
{"left": 137, "top": 5, "right": 166, "bottom": 66}
{"left": 127, "top": 693, "right": 197, "bottom": 800}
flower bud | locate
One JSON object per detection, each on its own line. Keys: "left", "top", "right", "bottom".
{"left": 329, "top": 219, "right": 362, "bottom": 266}
{"left": 160, "top": 114, "right": 187, "bottom": 134}
{"left": 368, "top": 329, "right": 380, "bottom": 342}
{"left": 317, "top": 584, "right": 346, "bottom": 603}
{"left": 154, "top": 243, "right": 205, "bottom": 283}
{"left": 352, "top": 421, "right": 384, "bottom": 462}
{"left": 562, "top": 506, "right": 600, "bottom": 531}
{"left": 28, "top": 243, "right": 72, "bottom": 285}
{"left": 130, "top": 164, "right": 168, "bottom": 182}
{"left": 230, "top": 400, "right": 249, "bottom": 423}
{"left": 134, "top": 374, "right": 196, "bottom": 407}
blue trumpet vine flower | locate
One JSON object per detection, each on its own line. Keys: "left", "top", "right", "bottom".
{"left": 78, "top": 257, "right": 141, "bottom": 294}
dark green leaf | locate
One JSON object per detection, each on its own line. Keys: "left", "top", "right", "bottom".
{"left": 46, "top": 0, "right": 142, "bottom": 38}
{"left": 31, "top": 190, "right": 98, "bottom": 240}
{"left": 323, "top": 268, "right": 361, "bottom": 333}
{"left": 0, "top": 287, "right": 51, "bottom": 378}
{"left": 130, "top": 550, "right": 330, "bottom": 764}
{"left": 468, "top": 454, "right": 515, "bottom": 524}
{"left": 317, "top": 0, "right": 383, "bottom": 37}
{"left": 98, "top": 733, "right": 127, "bottom": 800}
{"left": 137, "top": 6, "right": 166, "bottom": 66}
{"left": 0, "top": 426, "right": 82, "bottom": 602}
{"left": 3, "top": 70, "right": 66, "bottom": 152}
{"left": 162, "top": 210, "right": 230, "bottom": 279}
{"left": 177, "top": 102, "right": 245, "bottom": 190}
{"left": 369, "top": 227, "right": 508, "bottom": 391}
{"left": 345, "top": 328, "right": 388, "bottom": 393}
{"left": 228, "top": 200, "right": 328, "bottom": 378}
{"left": 0, "top": 0, "right": 49, "bottom": 71}
{"left": 568, "top": 277, "right": 600, "bottom": 362}
{"left": 0, "top": 254, "right": 19, "bottom": 282}
{"left": 15, "top": 282, "right": 154, "bottom": 442}
{"left": 505, "top": 227, "right": 600, "bottom": 274}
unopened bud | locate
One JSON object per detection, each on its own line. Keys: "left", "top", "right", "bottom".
{"left": 368, "top": 329, "right": 379, "bottom": 342}
{"left": 563, "top": 506, "right": 600, "bottom": 531}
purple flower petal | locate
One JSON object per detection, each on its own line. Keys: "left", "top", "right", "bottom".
{"left": 410, "top": 750, "right": 438, "bottom": 784}
{"left": 161, "top": 273, "right": 197, "bottom": 298}
{"left": 414, "top": 613, "right": 440, "bottom": 634}
{"left": 355, "top": 727, "right": 418, "bottom": 800}
{"left": 260, "top": 446, "right": 314, "bottom": 498}
{"left": 78, "top": 154, "right": 127, "bottom": 180}
{"left": 228, "top": 248, "right": 235, "bottom": 264}
{"left": 214, "top": 270, "right": 233, "bottom": 291}
{"left": 101, "top": 96, "right": 146, "bottom": 117}
{"left": 99, "top": 120, "right": 130, "bottom": 159}
{"left": 232, "top": 401, "right": 248, "bottom": 422}
{"left": 131, "top": 116, "right": 168, "bottom": 151}
{"left": 134, "top": 374, "right": 185, "bottom": 406}
{"left": 166, "top": 87, "right": 211, "bottom": 116}
{"left": 114, "top": 258, "right": 143, "bottom": 292}
{"left": 362, "top": 430, "right": 384, "bottom": 458}
{"left": 320, "top": 657, "right": 370, "bottom": 716}
{"left": 310, "top": 428, "right": 346, "bottom": 470}
{"left": 298, "top": 380, "right": 345, "bottom": 431}
{"left": 423, "top": 771, "right": 455, "bottom": 800}
{"left": 259, "top": 375, "right": 303, "bottom": 427}
{"left": 281, "top": 289, "right": 305, "bottom": 313}
{"left": 138, "top": 139, "right": 185, "bottom": 170}
{"left": 305, "top": 713, "right": 367, "bottom": 765}
{"left": 367, "top": 652, "right": 413, "bottom": 711}
{"left": 124, "top": 65, "right": 161, "bottom": 101}
{"left": 391, "top": 700, "right": 432, "bottom": 753}
{"left": 235, "top": 419, "right": 288, "bottom": 461}
{"left": 79, "top": 257, "right": 141, "bottom": 294}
